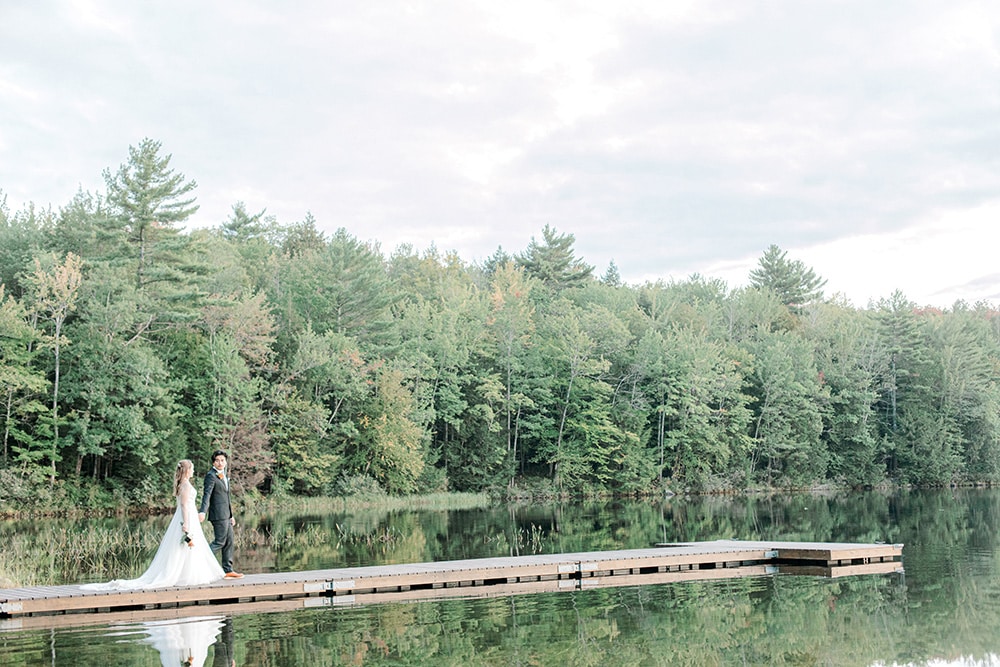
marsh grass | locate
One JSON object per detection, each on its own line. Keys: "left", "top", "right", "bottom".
{"left": 245, "top": 522, "right": 402, "bottom": 548}
{"left": 0, "top": 491, "right": 492, "bottom": 520}
{"left": 485, "top": 523, "right": 546, "bottom": 556}
{"left": 241, "top": 491, "right": 490, "bottom": 515}
{"left": 0, "top": 519, "right": 176, "bottom": 587}
{"left": 0, "top": 492, "right": 491, "bottom": 587}
{"left": 334, "top": 523, "right": 401, "bottom": 548}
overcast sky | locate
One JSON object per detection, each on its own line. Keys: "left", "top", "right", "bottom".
{"left": 2, "top": 0, "right": 998, "bottom": 307}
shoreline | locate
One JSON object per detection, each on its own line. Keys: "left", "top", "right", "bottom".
{"left": 3, "top": 482, "right": 996, "bottom": 520}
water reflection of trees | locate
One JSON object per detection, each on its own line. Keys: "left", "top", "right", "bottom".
{"left": 222, "top": 575, "right": 909, "bottom": 666}
{"left": 6, "top": 491, "right": 1000, "bottom": 665}
{"left": 233, "top": 489, "right": 1000, "bottom": 666}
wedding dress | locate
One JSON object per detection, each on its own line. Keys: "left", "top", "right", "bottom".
{"left": 81, "top": 481, "right": 225, "bottom": 590}
{"left": 140, "top": 616, "right": 225, "bottom": 667}
{"left": 105, "top": 616, "right": 225, "bottom": 667}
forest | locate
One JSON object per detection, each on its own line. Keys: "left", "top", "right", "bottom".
{"left": 2, "top": 139, "right": 999, "bottom": 508}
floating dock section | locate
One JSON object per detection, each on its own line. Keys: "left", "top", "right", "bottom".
{"left": 0, "top": 539, "right": 902, "bottom": 626}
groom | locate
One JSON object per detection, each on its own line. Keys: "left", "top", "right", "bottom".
{"left": 198, "top": 450, "right": 243, "bottom": 579}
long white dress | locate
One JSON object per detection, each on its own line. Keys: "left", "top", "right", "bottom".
{"left": 140, "top": 616, "right": 225, "bottom": 667}
{"left": 81, "top": 480, "right": 225, "bottom": 590}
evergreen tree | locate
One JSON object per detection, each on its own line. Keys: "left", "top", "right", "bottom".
{"left": 517, "top": 225, "right": 594, "bottom": 292}
{"left": 0, "top": 286, "right": 47, "bottom": 467}
{"left": 220, "top": 201, "right": 272, "bottom": 243}
{"left": 747, "top": 330, "right": 828, "bottom": 486}
{"left": 601, "top": 260, "right": 623, "bottom": 287}
{"left": 748, "top": 244, "right": 826, "bottom": 311}
{"left": 0, "top": 198, "right": 49, "bottom": 297}
{"left": 480, "top": 245, "right": 513, "bottom": 282}
{"left": 280, "top": 213, "right": 326, "bottom": 258}
{"left": 801, "top": 301, "right": 885, "bottom": 486}
{"left": 874, "top": 291, "right": 937, "bottom": 481}
{"left": 48, "top": 190, "right": 111, "bottom": 262}
{"left": 103, "top": 138, "right": 199, "bottom": 290}
{"left": 274, "top": 227, "right": 396, "bottom": 348}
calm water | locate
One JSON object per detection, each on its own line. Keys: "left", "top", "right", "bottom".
{"left": 3, "top": 489, "right": 1000, "bottom": 666}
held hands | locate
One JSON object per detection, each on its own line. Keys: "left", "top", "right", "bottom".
{"left": 196, "top": 512, "right": 234, "bottom": 526}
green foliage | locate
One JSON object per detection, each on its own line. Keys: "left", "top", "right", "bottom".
{"left": 0, "top": 286, "right": 47, "bottom": 466}
{"left": 274, "top": 227, "right": 396, "bottom": 345}
{"left": 332, "top": 472, "right": 387, "bottom": 498}
{"left": 22, "top": 252, "right": 84, "bottom": 482}
{"left": 656, "top": 327, "right": 754, "bottom": 489}
{"left": 345, "top": 366, "right": 426, "bottom": 494}
{"left": 0, "top": 196, "right": 49, "bottom": 295}
{"left": 61, "top": 262, "right": 179, "bottom": 477}
{"left": 102, "top": 138, "right": 203, "bottom": 303}
{"left": 801, "top": 302, "right": 885, "bottom": 486}
{"left": 748, "top": 244, "right": 827, "bottom": 311}
{"left": 5, "top": 139, "right": 1000, "bottom": 506}
{"left": 266, "top": 386, "right": 339, "bottom": 495}
{"left": 747, "top": 330, "right": 828, "bottom": 486}
{"left": 517, "top": 224, "right": 594, "bottom": 293}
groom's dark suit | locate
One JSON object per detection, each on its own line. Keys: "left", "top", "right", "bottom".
{"left": 199, "top": 468, "right": 235, "bottom": 573}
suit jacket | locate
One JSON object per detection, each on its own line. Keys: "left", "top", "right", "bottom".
{"left": 199, "top": 468, "right": 233, "bottom": 522}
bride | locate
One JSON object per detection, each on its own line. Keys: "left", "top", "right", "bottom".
{"left": 82, "top": 459, "right": 225, "bottom": 590}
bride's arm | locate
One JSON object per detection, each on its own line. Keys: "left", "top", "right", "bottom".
{"left": 180, "top": 484, "right": 194, "bottom": 533}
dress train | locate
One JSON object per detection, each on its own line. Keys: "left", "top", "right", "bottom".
{"left": 81, "top": 482, "right": 224, "bottom": 590}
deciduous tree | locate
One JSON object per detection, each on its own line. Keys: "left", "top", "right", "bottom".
{"left": 24, "top": 252, "right": 83, "bottom": 483}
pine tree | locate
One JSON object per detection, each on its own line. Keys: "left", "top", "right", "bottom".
{"left": 103, "top": 138, "right": 199, "bottom": 290}
{"left": 517, "top": 225, "right": 594, "bottom": 292}
{"left": 601, "top": 260, "right": 622, "bottom": 287}
{"left": 748, "top": 244, "right": 826, "bottom": 311}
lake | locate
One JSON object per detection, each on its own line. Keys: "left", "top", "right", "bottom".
{"left": 2, "top": 489, "right": 999, "bottom": 666}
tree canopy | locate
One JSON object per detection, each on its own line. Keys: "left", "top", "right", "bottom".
{"left": 1, "top": 141, "right": 998, "bottom": 507}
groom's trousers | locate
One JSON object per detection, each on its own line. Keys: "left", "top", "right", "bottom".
{"left": 209, "top": 519, "right": 235, "bottom": 573}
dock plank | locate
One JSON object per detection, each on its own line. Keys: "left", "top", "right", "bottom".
{"left": 0, "top": 540, "right": 902, "bottom": 621}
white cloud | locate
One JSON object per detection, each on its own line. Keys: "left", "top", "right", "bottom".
{"left": 698, "top": 200, "right": 1000, "bottom": 307}
{"left": 1, "top": 0, "right": 999, "bottom": 308}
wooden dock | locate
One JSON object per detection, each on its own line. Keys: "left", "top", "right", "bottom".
{"left": 0, "top": 539, "right": 902, "bottom": 628}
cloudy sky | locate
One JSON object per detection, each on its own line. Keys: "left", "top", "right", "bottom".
{"left": 2, "top": 0, "right": 998, "bottom": 307}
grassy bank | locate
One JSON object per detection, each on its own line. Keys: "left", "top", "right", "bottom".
{"left": 241, "top": 490, "right": 491, "bottom": 515}
{"left": 0, "top": 488, "right": 493, "bottom": 519}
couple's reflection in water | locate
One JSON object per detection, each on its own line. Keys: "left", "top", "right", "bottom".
{"left": 131, "top": 615, "right": 236, "bottom": 667}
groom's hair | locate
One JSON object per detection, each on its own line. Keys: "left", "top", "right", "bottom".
{"left": 211, "top": 449, "right": 227, "bottom": 463}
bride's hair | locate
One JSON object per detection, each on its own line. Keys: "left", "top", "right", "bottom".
{"left": 174, "top": 459, "right": 193, "bottom": 496}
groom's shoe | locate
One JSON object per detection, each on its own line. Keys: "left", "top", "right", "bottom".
{"left": 224, "top": 571, "right": 244, "bottom": 579}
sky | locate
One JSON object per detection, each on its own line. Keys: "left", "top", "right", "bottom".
{"left": 1, "top": 0, "right": 998, "bottom": 308}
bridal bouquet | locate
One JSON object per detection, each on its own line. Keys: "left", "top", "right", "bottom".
{"left": 183, "top": 531, "right": 194, "bottom": 547}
